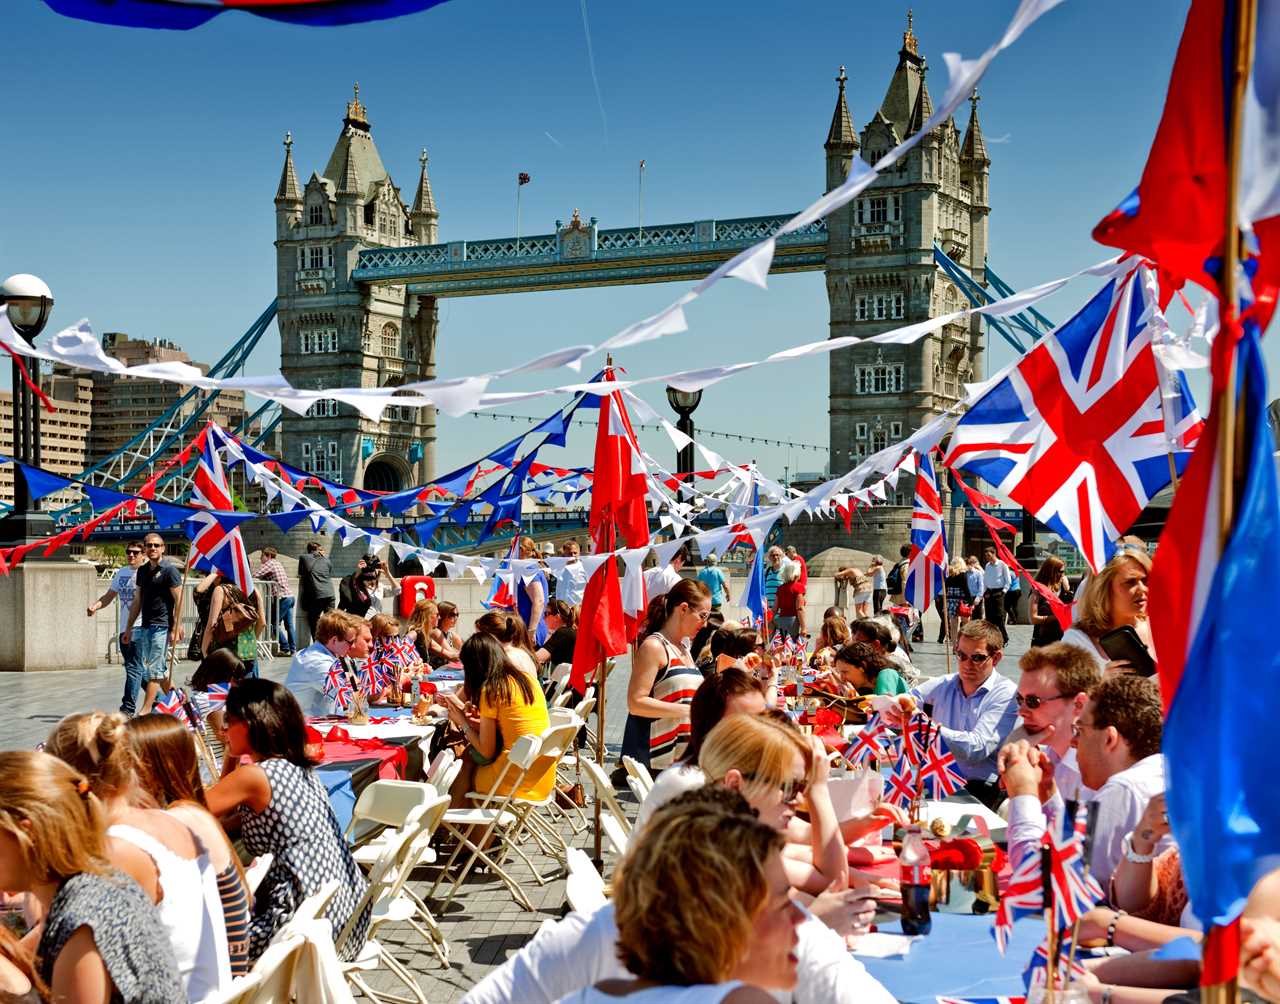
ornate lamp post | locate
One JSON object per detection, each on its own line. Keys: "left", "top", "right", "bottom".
{"left": 1, "top": 274, "right": 54, "bottom": 543}
{"left": 665, "top": 386, "right": 703, "bottom": 487}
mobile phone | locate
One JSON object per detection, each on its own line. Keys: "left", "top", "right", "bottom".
{"left": 1098, "top": 626, "right": 1157, "bottom": 677}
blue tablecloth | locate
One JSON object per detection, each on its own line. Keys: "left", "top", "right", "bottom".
{"left": 861, "top": 912, "right": 1043, "bottom": 1004}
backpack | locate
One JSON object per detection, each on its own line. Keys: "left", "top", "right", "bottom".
{"left": 886, "top": 560, "right": 905, "bottom": 594}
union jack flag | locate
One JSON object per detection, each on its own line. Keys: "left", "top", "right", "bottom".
{"left": 205, "top": 683, "right": 230, "bottom": 707}
{"left": 1022, "top": 935, "right": 1090, "bottom": 990}
{"left": 1045, "top": 811, "right": 1105, "bottom": 932}
{"left": 391, "top": 635, "right": 418, "bottom": 667}
{"left": 944, "top": 265, "right": 1201, "bottom": 573}
{"left": 919, "top": 732, "right": 966, "bottom": 798}
{"left": 841, "top": 714, "right": 890, "bottom": 766}
{"left": 188, "top": 425, "right": 256, "bottom": 596}
{"left": 904, "top": 452, "right": 946, "bottom": 611}
{"left": 884, "top": 753, "right": 917, "bottom": 808}
{"left": 358, "top": 654, "right": 391, "bottom": 696}
{"left": 154, "top": 688, "right": 192, "bottom": 728}
{"left": 937, "top": 997, "right": 1025, "bottom": 1004}
{"left": 901, "top": 713, "right": 930, "bottom": 768}
{"left": 323, "top": 661, "right": 354, "bottom": 711}
{"left": 992, "top": 841, "right": 1043, "bottom": 954}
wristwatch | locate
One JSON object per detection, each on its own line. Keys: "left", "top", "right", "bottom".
{"left": 1121, "top": 831, "right": 1155, "bottom": 863}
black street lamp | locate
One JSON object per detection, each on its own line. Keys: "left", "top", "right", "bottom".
{"left": 1, "top": 274, "right": 55, "bottom": 544}
{"left": 665, "top": 385, "right": 703, "bottom": 486}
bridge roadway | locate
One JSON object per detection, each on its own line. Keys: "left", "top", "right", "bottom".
{"left": 351, "top": 213, "right": 828, "bottom": 296}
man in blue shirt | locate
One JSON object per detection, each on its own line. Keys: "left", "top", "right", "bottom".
{"left": 285, "top": 608, "right": 360, "bottom": 717}
{"left": 696, "top": 553, "right": 731, "bottom": 611}
{"left": 886, "top": 619, "right": 1019, "bottom": 809}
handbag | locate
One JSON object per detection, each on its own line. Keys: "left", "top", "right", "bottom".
{"left": 213, "top": 586, "right": 257, "bottom": 643}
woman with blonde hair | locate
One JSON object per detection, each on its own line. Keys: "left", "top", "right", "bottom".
{"left": 44, "top": 712, "right": 231, "bottom": 1000}
{"left": 408, "top": 598, "right": 440, "bottom": 663}
{"left": 560, "top": 792, "right": 800, "bottom": 1004}
{"left": 1062, "top": 547, "right": 1154, "bottom": 672}
{"left": 431, "top": 600, "right": 463, "bottom": 666}
{"left": 0, "top": 751, "right": 182, "bottom": 1004}
{"left": 940, "top": 556, "right": 974, "bottom": 642}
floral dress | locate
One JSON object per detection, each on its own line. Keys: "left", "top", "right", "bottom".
{"left": 239, "top": 758, "right": 370, "bottom": 961}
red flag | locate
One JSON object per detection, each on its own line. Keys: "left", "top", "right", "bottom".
{"left": 570, "top": 558, "right": 629, "bottom": 693}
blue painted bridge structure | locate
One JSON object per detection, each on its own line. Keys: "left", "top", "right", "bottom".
{"left": 352, "top": 211, "right": 829, "bottom": 296}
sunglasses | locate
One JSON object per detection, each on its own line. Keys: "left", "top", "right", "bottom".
{"left": 144, "top": 542, "right": 164, "bottom": 548}
{"left": 954, "top": 650, "right": 991, "bottom": 665}
{"left": 126, "top": 550, "right": 141, "bottom": 556}
{"left": 1015, "top": 693, "right": 1066, "bottom": 710}
{"left": 745, "top": 773, "right": 808, "bottom": 803}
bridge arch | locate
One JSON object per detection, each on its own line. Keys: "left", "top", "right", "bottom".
{"left": 363, "top": 452, "right": 410, "bottom": 493}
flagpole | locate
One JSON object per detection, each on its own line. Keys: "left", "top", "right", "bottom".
{"left": 638, "top": 160, "right": 645, "bottom": 243}
{"left": 515, "top": 178, "right": 523, "bottom": 257}
{"left": 1042, "top": 842, "right": 1058, "bottom": 1004}
{"left": 165, "top": 545, "right": 198, "bottom": 688}
{"left": 591, "top": 353, "right": 616, "bottom": 868}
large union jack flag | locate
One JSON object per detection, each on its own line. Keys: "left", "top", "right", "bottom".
{"left": 904, "top": 452, "right": 947, "bottom": 611}
{"left": 944, "top": 264, "right": 1201, "bottom": 573}
{"left": 992, "top": 840, "right": 1044, "bottom": 954}
{"left": 188, "top": 425, "right": 256, "bottom": 596}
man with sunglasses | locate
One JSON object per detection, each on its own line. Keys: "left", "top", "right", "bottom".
{"left": 87, "top": 540, "right": 147, "bottom": 715}
{"left": 886, "top": 620, "right": 1018, "bottom": 810}
{"left": 285, "top": 609, "right": 362, "bottom": 717}
{"left": 999, "top": 642, "right": 1102, "bottom": 802}
{"left": 123, "top": 532, "right": 185, "bottom": 715}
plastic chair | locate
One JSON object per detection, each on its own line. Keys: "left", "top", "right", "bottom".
{"left": 546, "top": 662, "right": 571, "bottom": 703}
{"left": 565, "top": 848, "right": 607, "bottom": 914}
{"left": 622, "top": 756, "right": 654, "bottom": 800}
{"left": 423, "top": 747, "right": 455, "bottom": 786}
{"left": 344, "top": 780, "right": 435, "bottom": 849}
{"left": 205, "top": 919, "right": 356, "bottom": 1004}
{"left": 579, "top": 756, "right": 634, "bottom": 843}
{"left": 493, "top": 720, "right": 582, "bottom": 876}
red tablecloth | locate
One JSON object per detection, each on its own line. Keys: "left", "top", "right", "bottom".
{"left": 315, "top": 732, "right": 408, "bottom": 781}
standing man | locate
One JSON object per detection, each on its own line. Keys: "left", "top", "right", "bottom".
{"left": 981, "top": 546, "right": 1012, "bottom": 644}
{"left": 965, "top": 556, "right": 985, "bottom": 621}
{"left": 297, "top": 539, "right": 336, "bottom": 641}
{"left": 999, "top": 641, "right": 1102, "bottom": 802}
{"left": 555, "top": 539, "right": 588, "bottom": 607}
{"left": 696, "top": 553, "right": 731, "bottom": 612}
{"left": 884, "top": 620, "right": 1019, "bottom": 809}
{"left": 762, "top": 546, "right": 786, "bottom": 611}
{"left": 644, "top": 543, "right": 689, "bottom": 603}
{"left": 257, "top": 546, "right": 296, "bottom": 656}
{"left": 123, "top": 532, "right": 183, "bottom": 716}
{"left": 87, "top": 541, "right": 146, "bottom": 715}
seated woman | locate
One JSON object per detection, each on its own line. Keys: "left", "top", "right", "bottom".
{"left": 535, "top": 599, "right": 578, "bottom": 669}
{"left": 474, "top": 610, "right": 541, "bottom": 679}
{"left": 828, "top": 641, "right": 908, "bottom": 696}
{"left": 810, "top": 615, "right": 851, "bottom": 670}
{"left": 127, "top": 713, "right": 253, "bottom": 978}
{"left": 1061, "top": 547, "right": 1154, "bottom": 673}
{"left": 0, "top": 751, "right": 183, "bottom": 1004}
{"left": 559, "top": 791, "right": 801, "bottom": 1004}
{"left": 45, "top": 712, "right": 231, "bottom": 1002}
{"left": 205, "top": 680, "right": 370, "bottom": 962}
{"left": 370, "top": 612, "right": 423, "bottom": 687}
{"left": 409, "top": 598, "right": 440, "bottom": 665}
{"left": 188, "top": 648, "right": 248, "bottom": 765}
{"left": 442, "top": 633, "right": 553, "bottom": 808}
{"left": 429, "top": 601, "right": 463, "bottom": 667}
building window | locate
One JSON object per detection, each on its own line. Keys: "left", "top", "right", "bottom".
{"left": 870, "top": 427, "right": 889, "bottom": 453}
{"left": 297, "top": 247, "right": 305, "bottom": 270}
{"left": 307, "top": 400, "right": 338, "bottom": 418}
{"left": 856, "top": 363, "right": 905, "bottom": 395}
{"left": 892, "top": 195, "right": 902, "bottom": 222}
{"left": 856, "top": 296, "right": 868, "bottom": 321}
{"left": 869, "top": 198, "right": 887, "bottom": 224}
{"left": 892, "top": 293, "right": 904, "bottom": 319}
{"left": 890, "top": 421, "right": 903, "bottom": 438}
{"left": 299, "top": 328, "right": 337, "bottom": 354}
{"left": 300, "top": 331, "right": 312, "bottom": 354}
{"left": 855, "top": 422, "right": 868, "bottom": 439}
{"left": 302, "top": 440, "right": 341, "bottom": 479}
{"left": 380, "top": 322, "right": 400, "bottom": 358}
{"left": 307, "top": 246, "right": 326, "bottom": 270}
{"left": 307, "top": 204, "right": 323, "bottom": 226}
{"left": 874, "top": 295, "right": 887, "bottom": 320}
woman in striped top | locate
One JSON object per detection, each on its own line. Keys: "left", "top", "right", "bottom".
{"left": 127, "top": 714, "right": 253, "bottom": 977}
{"left": 626, "top": 578, "right": 713, "bottom": 771}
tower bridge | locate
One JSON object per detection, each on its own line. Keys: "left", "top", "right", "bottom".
{"left": 272, "top": 14, "right": 1003, "bottom": 555}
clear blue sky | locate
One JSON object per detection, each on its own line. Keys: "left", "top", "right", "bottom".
{"left": 7, "top": 0, "right": 1237, "bottom": 481}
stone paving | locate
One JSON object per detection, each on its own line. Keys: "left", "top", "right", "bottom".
{"left": 0, "top": 617, "right": 1034, "bottom": 1002}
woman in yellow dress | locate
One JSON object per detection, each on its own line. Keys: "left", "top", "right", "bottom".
{"left": 442, "top": 633, "right": 553, "bottom": 806}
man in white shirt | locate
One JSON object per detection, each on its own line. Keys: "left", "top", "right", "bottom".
{"left": 981, "top": 546, "right": 1012, "bottom": 644}
{"left": 643, "top": 543, "right": 689, "bottom": 602}
{"left": 284, "top": 608, "right": 360, "bottom": 717}
{"left": 1000, "top": 641, "right": 1102, "bottom": 803}
{"left": 1001, "top": 674, "right": 1167, "bottom": 889}
{"left": 554, "top": 539, "right": 588, "bottom": 606}
{"left": 87, "top": 541, "right": 146, "bottom": 715}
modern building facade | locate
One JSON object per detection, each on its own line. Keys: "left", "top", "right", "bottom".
{"left": 0, "top": 373, "right": 93, "bottom": 507}
{"left": 273, "top": 85, "right": 439, "bottom": 493}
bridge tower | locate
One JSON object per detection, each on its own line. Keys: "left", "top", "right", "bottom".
{"left": 273, "top": 85, "right": 439, "bottom": 493}
{"left": 822, "top": 13, "right": 989, "bottom": 554}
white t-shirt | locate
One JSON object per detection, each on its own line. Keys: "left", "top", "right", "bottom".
{"left": 635, "top": 764, "right": 707, "bottom": 831}
{"left": 644, "top": 565, "right": 683, "bottom": 602}
{"left": 556, "top": 985, "right": 743, "bottom": 1004}
{"left": 1060, "top": 627, "right": 1107, "bottom": 669}
{"left": 110, "top": 566, "right": 141, "bottom": 635}
{"left": 462, "top": 901, "right": 896, "bottom": 1004}
{"left": 556, "top": 561, "right": 589, "bottom": 607}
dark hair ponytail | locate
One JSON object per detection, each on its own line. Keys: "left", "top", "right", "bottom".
{"left": 224, "top": 679, "right": 316, "bottom": 768}
{"left": 640, "top": 577, "right": 712, "bottom": 640}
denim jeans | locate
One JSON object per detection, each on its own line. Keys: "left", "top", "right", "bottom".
{"left": 274, "top": 595, "right": 297, "bottom": 653}
{"left": 134, "top": 624, "right": 171, "bottom": 682}
{"left": 119, "top": 636, "right": 144, "bottom": 715}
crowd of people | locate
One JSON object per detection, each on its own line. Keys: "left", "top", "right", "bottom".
{"left": 25, "top": 531, "right": 1277, "bottom": 1004}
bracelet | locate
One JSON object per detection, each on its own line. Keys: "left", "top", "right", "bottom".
{"left": 1121, "top": 831, "right": 1156, "bottom": 863}
{"left": 1105, "top": 910, "right": 1126, "bottom": 947}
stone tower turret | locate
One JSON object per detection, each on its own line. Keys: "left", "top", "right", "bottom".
{"left": 409, "top": 149, "right": 439, "bottom": 245}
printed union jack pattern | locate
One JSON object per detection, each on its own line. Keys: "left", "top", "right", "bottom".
{"left": 944, "top": 265, "right": 1200, "bottom": 573}
{"left": 1023, "top": 936, "right": 1090, "bottom": 990}
{"left": 154, "top": 688, "right": 192, "bottom": 728}
{"left": 919, "top": 732, "right": 966, "bottom": 798}
{"left": 992, "top": 840, "right": 1044, "bottom": 954}
{"left": 938, "top": 997, "right": 1026, "bottom": 1004}
{"left": 324, "top": 661, "right": 354, "bottom": 712}
{"left": 885, "top": 753, "right": 917, "bottom": 809}
{"left": 358, "top": 655, "right": 391, "bottom": 696}
{"left": 189, "top": 426, "right": 256, "bottom": 596}
{"left": 1046, "top": 813, "right": 1105, "bottom": 932}
{"left": 905, "top": 452, "right": 947, "bottom": 611}
{"left": 204, "top": 683, "right": 230, "bottom": 707}
{"left": 842, "top": 714, "right": 891, "bottom": 766}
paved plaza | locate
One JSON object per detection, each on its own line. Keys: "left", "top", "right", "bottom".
{"left": 0, "top": 621, "right": 1035, "bottom": 1002}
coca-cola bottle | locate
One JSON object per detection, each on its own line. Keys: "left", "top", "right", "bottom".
{"left": 899, "top": 823, "right": 933, "bottom": 936}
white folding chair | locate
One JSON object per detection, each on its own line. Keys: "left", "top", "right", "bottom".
{"left": 428, "top": 733, "right": 543, "bottom": 911}
{"left": 580, "top": 756, "right": 635, "bottom": 848}
{"left": 334, "top": 810, "right": 433, "bottom": 1004}
{"left": 622, "top": 756, "right": 655, "bottom": 803}
{"left": 344, "top": 779, "right": 435, "bottom": 849}
{"left": 492, "top": 720, "right": 582, "bottom": 877}
{"left": 565, "top": 848, "right": 607, "bottom": 914}
{"left": 600, "top": 812, "right": 630, "bottom": 856}
{"left": 546, "top": 662, "right": 571, "bottom": 703}
{"left": 423, "top": 747, "right": 455, "bottom": 786}
{"left": 205, "top": 920, "right": 357, "bottom": 1004}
